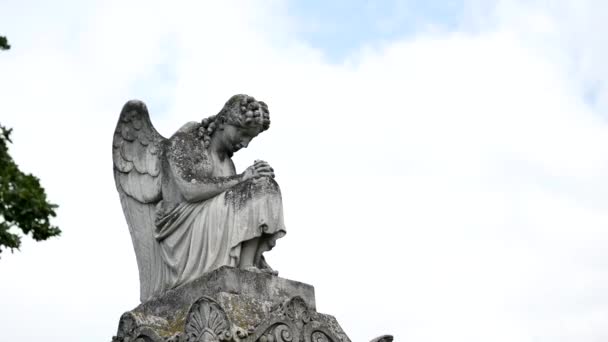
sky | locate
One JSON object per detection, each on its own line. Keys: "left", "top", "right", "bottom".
{"left": 1, "top": 0, "right": 608, "bottom": 341}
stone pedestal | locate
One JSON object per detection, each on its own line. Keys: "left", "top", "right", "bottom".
{"left": 112, "top": 267, "right": 355, "bottom": 342}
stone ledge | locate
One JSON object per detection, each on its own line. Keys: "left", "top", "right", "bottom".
{"left": 112, "top": 267, "right": 391, "bottom": 342}
{"left": 115, "top": 295, "right": 350, "bottom": 342}
{"left": 134, "top": 266, "right": 316, "bottom": 321}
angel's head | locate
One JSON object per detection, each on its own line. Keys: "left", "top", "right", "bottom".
{"left": 198, "top": 94, "right": 271, "bottom": 153}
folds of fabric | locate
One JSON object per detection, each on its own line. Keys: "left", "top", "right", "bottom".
{"left": 153, "top": 177, "right": 286, "bottom": 292}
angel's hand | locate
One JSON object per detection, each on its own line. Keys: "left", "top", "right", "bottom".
{"left": 254, "top": 160, "right": 275, "bottom": 178}
{"left": 242, "top": 165, "right": 257, "bottom": 181}
{"left": 242, "top": 160, "right": 274, "bottom": 181}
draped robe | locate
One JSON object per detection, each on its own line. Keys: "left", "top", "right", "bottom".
{"left": 155, "top": 176, "right": 285, "bottom": 289}
{"left": 151, "top": 127, "right": 286, "bottom": 294}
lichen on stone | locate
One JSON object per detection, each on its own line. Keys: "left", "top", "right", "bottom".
{"left": 224, "top": 177, "right": 280, "bottom": 211}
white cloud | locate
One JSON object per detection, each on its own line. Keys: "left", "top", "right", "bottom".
{"left": 0, "top": 1, "right": 607, "bottom": 341}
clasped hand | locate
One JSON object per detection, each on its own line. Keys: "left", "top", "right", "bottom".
{"left": 243, "top": 160, "right": 275, "bottom": 180}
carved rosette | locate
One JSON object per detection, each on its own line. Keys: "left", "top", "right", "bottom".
{"left": 113, "top": 296, "right": 357, "bottom": 342}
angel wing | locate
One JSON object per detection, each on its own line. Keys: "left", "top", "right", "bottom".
{"left": 113, "top": 100, "right": 166, "bottom": 302}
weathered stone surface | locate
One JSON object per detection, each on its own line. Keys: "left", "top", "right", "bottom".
{"left": 135, "top": 266, "right": 315, "bottom": 319}
{"left": 111, "top": 96, "right": 393, "bottom": 342}
{"left": 113, "top": 267, "right": 348, "bottom": 342}
{"left": 370, "top": 335, "right": 394, "bottom": 342}
{"left": 113, "top": 95, "right": 285, "bottom": 302}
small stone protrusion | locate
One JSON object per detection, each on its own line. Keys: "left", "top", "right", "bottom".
{"left": 370, "top": 334, "right": 394, "bottom": 342}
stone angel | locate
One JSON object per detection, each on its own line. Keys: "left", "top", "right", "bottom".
{"left": 112, "top": 94, "right": 286, "bottom": 302}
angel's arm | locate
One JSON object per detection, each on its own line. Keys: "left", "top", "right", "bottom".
{"left": 171, "top": 163, "right": 243, "bottom": 202}
{"left": 168, "top": 152, "right": 274, "bottom": 203}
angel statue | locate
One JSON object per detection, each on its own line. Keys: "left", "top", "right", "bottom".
{"left": 112, "top": 94, "right": 286, "bottom": 302}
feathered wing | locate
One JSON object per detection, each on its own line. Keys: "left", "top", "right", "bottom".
{"left": 113, "top": 100, "right": 166, "bottom": 302}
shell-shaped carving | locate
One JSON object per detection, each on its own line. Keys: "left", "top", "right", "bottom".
{"left": 184, "top": 297, "right": 233, "bottom": 342}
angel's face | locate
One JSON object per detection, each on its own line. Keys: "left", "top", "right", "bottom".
{"left": 219, "top": 124, "right": 262, "bottom": 156}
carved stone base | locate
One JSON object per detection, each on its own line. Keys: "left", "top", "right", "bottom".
{"left": 112, "top": 267, "right": 366, "bottom": 342}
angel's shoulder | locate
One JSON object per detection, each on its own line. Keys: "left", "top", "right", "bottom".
{"left": 176, "top": 121, "right": 200, "bottom": 135}
{"left": 166, "top": 122, "right": 212, "bottom": 178}
{"left": 168, "top": 122, "right": 202, "bottom": 152}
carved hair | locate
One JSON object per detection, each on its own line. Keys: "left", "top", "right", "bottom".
{"left": 198, "top": 94, "right": 271, "bottom": 148}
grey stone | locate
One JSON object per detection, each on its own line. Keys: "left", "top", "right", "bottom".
{"left": 113, "top": 95, "right": 285, "bottom": 302}
{"left": 134, "top": 266, "right": 316, "bottom": 321}
{"left": 111, "top": 96, "right": 393, "bottom": 341}
{"left": 112, "top": 267, "right": 351, "bottom": 342}
{"left": 369, "top": 336, "right": 394, "bottom": 342}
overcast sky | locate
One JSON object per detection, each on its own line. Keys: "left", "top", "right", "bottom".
{"left": 1, "top": 1, "right": 608, "bottom": 341}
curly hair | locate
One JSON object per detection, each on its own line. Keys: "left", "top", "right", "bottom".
{"left": 197, "top": 94, "right": 271, "bottom": 148}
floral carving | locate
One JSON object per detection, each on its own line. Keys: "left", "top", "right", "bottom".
{"left": 242, "top": 297, "right": 342, "bottom": 342}
{"left": 303, "top": 322, "right": 338, "bottom": 342}
{"left": 257, "top": 323, "right": 294, "bottom": 342}
{"left": 310, "top": 331, "right": 332, "bottom": 342}
{"left": 113, "top": 296, "right": 353, "bottom": 342}
{"left": 277, "top": 296, "right": 311, "bottom": 330}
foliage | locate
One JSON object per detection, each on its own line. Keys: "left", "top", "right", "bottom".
{"left": 0, "top": 35, "right": 60, "bottom": 254}
{"left": 0, "top": 36, "right": 9, "bottom": 50}
{"left": 0, "top": 125, "right": 60, "bottom": 254}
